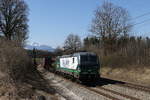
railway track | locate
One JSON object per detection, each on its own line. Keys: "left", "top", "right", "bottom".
{"left": 55, "top": 76, "right": 127, "bottom": 100}
{"left": 57, "top": 75, "right": 142, "bottom": 100}
{"left": 86, "top": 87, "right": 120, "bottom": 100}
{"left": 101, "top": 77, "right": 150, "bottom": 94}
{"left": 41, "top": 69, "right": 142, "bottom": 99}
{"left": 37, "top": 65, "right": 150, "bottom": 100}
{"left": 96, "top": 86, "right": 140, "bottom": 100}
{"left": 117, "top": 82, "right": 150, "bottom": 93}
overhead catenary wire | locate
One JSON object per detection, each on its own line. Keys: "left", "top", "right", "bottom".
{"left": 124, "top": 11, "right": 150, "bottom": 28}
{"left": 130, "top": 11, "right": 150, "bottom": 20}
{"left": 128, "top": 18, "right": 150, "bottom": 28}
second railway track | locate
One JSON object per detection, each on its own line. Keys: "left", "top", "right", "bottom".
{"left": 96, "top": 86, "right": 140, "bottom": 100}
{"left": 116, "top": 82, "right": 150, "bottom": 93}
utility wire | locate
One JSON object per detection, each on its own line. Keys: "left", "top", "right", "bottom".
{"left": 131, "top": 12, "right": 150, "bottom": 20}
{"left": 130, "top": 18, "right": 150, "bottom": 27}
{"left": 113, "top": 18, "right": 150, "bottom": 32}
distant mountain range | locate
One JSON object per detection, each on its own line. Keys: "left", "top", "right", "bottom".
{"left": 25, "top": 43, "right": 55, "bottom": 52}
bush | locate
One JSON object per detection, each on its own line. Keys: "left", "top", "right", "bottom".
{"left": 0, "top": 39, "right": 34, "bottom": 83}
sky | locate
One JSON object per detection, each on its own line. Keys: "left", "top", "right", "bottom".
{"left": 26, "top": 0, "right": 150, "bottom": 48}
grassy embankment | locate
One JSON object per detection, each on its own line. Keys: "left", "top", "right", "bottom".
{"left": 99, "top": 55, "right": 150, "bottom": 86}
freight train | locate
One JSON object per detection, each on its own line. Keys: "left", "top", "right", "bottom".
{"left": 53, "top": 52, "right": 100, "bottom": 82}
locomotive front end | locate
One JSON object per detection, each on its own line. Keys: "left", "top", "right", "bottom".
{"left": 78, "top": 53, "right": 100, "bottom": 82}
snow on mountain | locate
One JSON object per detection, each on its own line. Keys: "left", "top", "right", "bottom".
{"left": 25, "top": 43, "right": 55, "bottom": 52}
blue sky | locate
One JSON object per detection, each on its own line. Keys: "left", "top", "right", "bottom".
{"left": 26, "top": 0, "right": 150, "bottom": 48}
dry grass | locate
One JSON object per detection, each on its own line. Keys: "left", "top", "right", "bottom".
{"left": 0, "top": 39, "right": 56, "bottom": 99}
{"left": 101, "top": 66, "right": 150, "bottom": 86}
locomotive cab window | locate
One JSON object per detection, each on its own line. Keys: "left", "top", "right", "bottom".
{"left": 72, "top": 57, "right": 74, "bottom": 63}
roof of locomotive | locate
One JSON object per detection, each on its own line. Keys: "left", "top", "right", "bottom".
{"left": 59, "top": 52, "right": 96, "bottom": 58}
{"left": 73, "top": 52, "right": 96, "bottom": 56}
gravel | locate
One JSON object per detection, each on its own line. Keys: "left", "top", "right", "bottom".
{"left": 41, "top": 70, "right": 110, "bottom": 100}
{"left": 39, "top": 67, "right": 150, "bottom": 100}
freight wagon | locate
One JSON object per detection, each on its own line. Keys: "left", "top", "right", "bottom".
{"left": 54, "top": 52, "right": 100, "bottom": 82}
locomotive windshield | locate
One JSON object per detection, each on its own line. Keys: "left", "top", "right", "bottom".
{"left": 80, "top": 55, "right": 99, "bottom": 64}
{"left": 80, "top": 54, "right": 99, "bottom": 70}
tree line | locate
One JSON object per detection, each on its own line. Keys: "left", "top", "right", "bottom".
{"left": 62, "top": 1, "right": 150, "bottom": 67}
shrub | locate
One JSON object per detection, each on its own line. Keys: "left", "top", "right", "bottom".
{"left": 0, "top": 39, "right": 34, "bottom": 84}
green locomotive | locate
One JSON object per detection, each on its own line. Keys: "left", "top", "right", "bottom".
{"left": 54, "top": 52, "right": 100, "bottom": 82}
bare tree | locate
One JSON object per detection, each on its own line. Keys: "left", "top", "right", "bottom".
{"left": 0, "top": 0, "right": 28, "bottom": 45}
{"left": 90, "top": 1, "right": 131, "bottom": 53}
{"left": 64, "top": 34, "right": 82, "bottom": 52}
{"left": 54, "top": 46, "right": 63, "bottom": 56}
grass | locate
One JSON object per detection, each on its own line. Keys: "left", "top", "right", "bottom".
{"left": 101, "top": 66, "right": 150, "bottom": 86}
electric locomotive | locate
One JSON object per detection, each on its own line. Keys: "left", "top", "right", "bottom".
{"left": 54, "top": 52, "right": 100, "bottom": 82}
